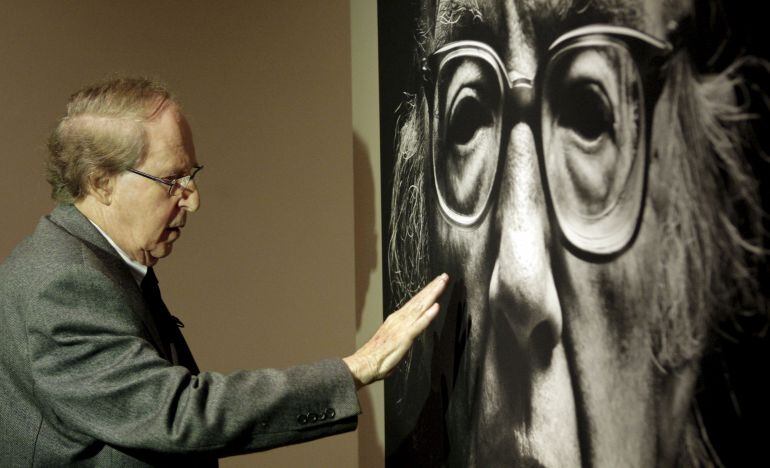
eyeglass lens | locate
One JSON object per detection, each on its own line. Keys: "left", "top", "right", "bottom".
{"left": 169, "top": 167, "right": 201, "bottom": 196}
{"left": 433, "top": 51, "right": 504, "bottom": 224}
{"left": 432, "top": 41, "right": 646, "bottom": 254}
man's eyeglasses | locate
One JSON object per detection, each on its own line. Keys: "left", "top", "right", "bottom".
{"left": 423, "top": 24, "right": 672, "bottom": 256}
{"left": 127, "top": 165, "right": 203, "bottom": 196}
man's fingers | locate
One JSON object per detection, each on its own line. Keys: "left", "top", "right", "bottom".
{"left": 353, "top": 275, "right": 448, "bottom": 386}
{"left": 411, "top": 302, "right": 440, "bottom": 336}
{"left": 405, "top": 273, "right": 449, "bottom": 315}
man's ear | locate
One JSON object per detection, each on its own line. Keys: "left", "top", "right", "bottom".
{"left": 87, "top": 172, "right": 115, "bottom": 206}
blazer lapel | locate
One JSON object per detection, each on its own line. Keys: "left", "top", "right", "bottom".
{"left": 46, "top": 204, "right": 168, "bottom": 357}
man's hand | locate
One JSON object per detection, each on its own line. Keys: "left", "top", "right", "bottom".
{"left": 343, "top": 273, "right": 448, "bottom": 389}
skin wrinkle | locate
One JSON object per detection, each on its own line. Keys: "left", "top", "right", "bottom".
{"left": 508, "top": 0, "right": 538, "bottom": 78}
{"left": 547, "top": 251, "right": 594, "bottom": 467}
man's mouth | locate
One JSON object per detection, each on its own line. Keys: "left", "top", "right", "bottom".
{"left": 165, "top": 227, "right": 181, "bottom": 240}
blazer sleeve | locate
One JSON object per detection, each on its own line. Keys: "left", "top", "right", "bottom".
{"left": 25, "top": 264, "right": 360, "bottom": 456}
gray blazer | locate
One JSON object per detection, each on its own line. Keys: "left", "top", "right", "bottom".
{"left": 0, "top": 204, "right": 360, "bottom": 466}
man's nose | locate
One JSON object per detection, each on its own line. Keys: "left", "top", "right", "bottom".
{"left": 488, "top": 122, "right": 562, "bottom": 367}
{"left": 178, "top": 181, "right": 200, "bottom": 213}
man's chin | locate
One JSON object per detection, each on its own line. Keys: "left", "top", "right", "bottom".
{"left": 147, "top": 243, "right": 174, "bottom": 264}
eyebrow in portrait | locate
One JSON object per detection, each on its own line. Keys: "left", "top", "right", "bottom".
{"left": 524, "top": 0, "right": 646, "bottom": 51}
{"left": 432, "top": 0, "right": 641, "bottom": 65}
{"left": 432, "top": 0, "right": 501, "bottom": 52}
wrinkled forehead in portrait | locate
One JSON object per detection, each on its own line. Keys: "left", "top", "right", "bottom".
{"left": 426, "top": 0, "right": 689, "bottom": 57}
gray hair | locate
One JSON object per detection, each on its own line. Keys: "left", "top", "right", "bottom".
{"left": 46, "top": 77, "right": 173, "bottom": 203}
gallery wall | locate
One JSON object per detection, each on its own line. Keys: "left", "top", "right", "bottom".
{"left": 0, "top": 1, "right": 356, "bottom": 467}
{"left": 351, "top": 0, "right": 385, "bottom": 466}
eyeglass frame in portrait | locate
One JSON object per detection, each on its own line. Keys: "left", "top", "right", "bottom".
{"left": 422, "top": 24, "right": 673, "bottom": 257}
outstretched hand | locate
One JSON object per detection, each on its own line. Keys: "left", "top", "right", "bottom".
{"left": 343, "top": 273, "right": 448, "bottom": 389}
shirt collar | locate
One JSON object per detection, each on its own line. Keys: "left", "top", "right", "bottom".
{"left": 87, "top": 219, "right": 148, "bottom": 285}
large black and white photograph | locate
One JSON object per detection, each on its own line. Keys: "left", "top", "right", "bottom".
{"left": 379, "top": 0, "right": 770, "bottom": 466}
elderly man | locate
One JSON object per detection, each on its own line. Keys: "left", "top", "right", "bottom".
{"left": 383, "top": 0, "right": 766, "bottom": 466}
{"left": 0, "top": 78, "right": 447, "bottom": 466}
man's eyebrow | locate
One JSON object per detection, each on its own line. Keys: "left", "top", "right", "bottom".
{"left": 161, "top": 165, "right": 193, "bottom": 178}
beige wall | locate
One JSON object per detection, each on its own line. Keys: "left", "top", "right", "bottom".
{"left": 0, "top": 1, "right": 356, "bottom": 467}
{"left": 351, "top": 0, "right": 385, "bottom": 467}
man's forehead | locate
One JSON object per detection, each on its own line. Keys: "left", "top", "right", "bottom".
{"left": 142, "top": 105, "right": 198, "bottom": 174}
{"left": 432, "top": 0, "right": 673, "bottom": 55}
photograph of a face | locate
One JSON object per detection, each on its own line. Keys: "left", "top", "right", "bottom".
{"left": 379, "top": 1, "right": 770, "bottom": 466}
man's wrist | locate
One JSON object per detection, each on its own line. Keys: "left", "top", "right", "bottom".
{"left": 342, "top": 355, "right": 367, "bottom": 390}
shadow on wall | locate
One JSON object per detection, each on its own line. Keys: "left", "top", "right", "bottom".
{"left": 353, "top": 131, "right": 384, "bottom": 466}
{"left": 354, "top": 132, "right": 378, "bottom": 329}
